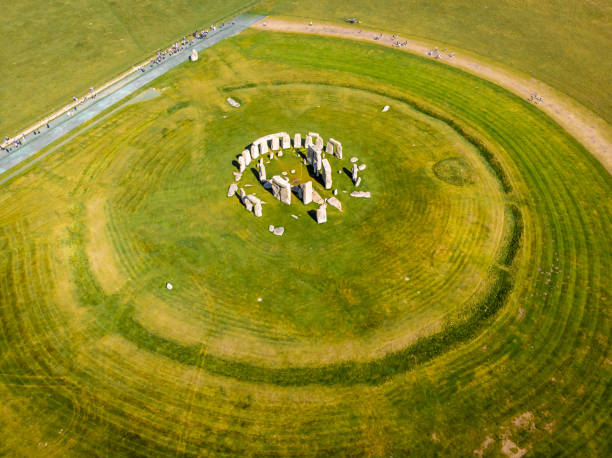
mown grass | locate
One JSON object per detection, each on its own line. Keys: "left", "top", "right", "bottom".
{"left": 0, "top": 31, "right": 609, "bottom": 456}
{"left": 0, "top": 0, "right": 260, "bottom": 136}
{"left": 258, "top": 0, "right": 612, "bottom": 123}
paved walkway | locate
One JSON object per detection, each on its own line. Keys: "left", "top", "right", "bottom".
{"left": 0, "top": 14, "right": 264, "bottom": 180}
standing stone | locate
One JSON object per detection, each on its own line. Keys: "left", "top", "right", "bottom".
{"left": 190, "top": 49, "right": 198, "bottom": 61}
{"left": 301, "top": 181, "right": 313, "bottom": 204}
{"left": 294, "top": 133, "right": 302, "bottom": 148}
{"left": 316, "top": 204, "right": 327, "bottom": 224}
{"left": 305, "top": 135, "right": 313, "bottom": 149}
{"left": 335, "top": 143, "right": 343, "bottom": 159}
{"left": 329, "top": 139, "right": 343, "bottom": 159}
{"left": 258, "top": 159, "right": 266, "bottom": 182}
{"left": 246, "top": 195, "right": 262, "bottom": 217}
{"left": 321, "top": 158, "right": 332, "bottom": 189}
{"left": 314, "top": 148, "right": 322, "bottom": 175}
{"left": 254, "top": 201, "right": 262, "bottom": 217}
{"left": 238, "top": 155, "right": 246, "bottom": 173}
{"left": 326, "top": 140, "right": 334, "bottom": 155}
{"left": 244, "top": 199, "right": 253, "bottom": 212}
{"left": 270, "top": 176, "right": 292, "bottom": 204}
{"left": 250, "top": 144, "right": 259, "bottom": 159}
{"left": 271, "top": 136, "right": 280, "bottom": 151}
{"left": 315, "top": 136, "right": 324, "bottom": 150}
{"left": 242, "top": 150, "right": 251, "bottom": 166}
{"left": 281, "top": 133, "right": 291, "bottom": 149}
{"left": 307, "top": 145, "right": 315, "bottom": 165}
{"left": 227, "top": 183, "right": 238, "bottom": 197}
{"left": 260, "top": 140, "right": 269, "bottom": 154}
{"left": 355, "top": 176, "right": 362, "bottom": 187}
{"left": 352, "top": 163, "right": 359, "bottom": 183}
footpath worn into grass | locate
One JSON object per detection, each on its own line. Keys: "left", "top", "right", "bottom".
{"left": 0, "top": 31, "right": 609, "bottom": 455}
{"left": 251, "top": 17, "right": 612, "bottom": 174}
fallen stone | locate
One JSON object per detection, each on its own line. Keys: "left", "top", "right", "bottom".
{"left": 227, "top": 183, "right": 238, "bottom": 197}
{"left": 382, "top": 105, "right": 390, "bottom": 112}
{"left": 327, "top": 196, "right": 343, "bottom": 212}
{"left": 268, "top": 225, "right": 275, "bottom": 232}
{"left": 350, "top": 157, "right": 359, "bottom": 163}
{"left": 350, "top": 191, "right": 371, "bottom": 198}
{"left": 312, "top": 190, "right": 324, "bottom": 204}
{"left": 282, "top": 171, "right": 288, "bottom": 176}
{"left": 277, "top": 151, "right": 283, "bottom": 157}
{"left": 291, "top": 214, "right": 299, "bottom": 219}
{"left": 227, "top": 97, "right": 240, "bottom": 108}
{"left": 166, "top": 282, "right": 173, "bottom": 290}
{"left": 358, "top": 164, "right": 366, "bottom": 171}
{"left": 355, "top": 177, "right": 362, "bottom": 187}
{"left": 273, "top": 226, "right": 285, "bottom": 236}
{"left": 290, "top": 169, "right": 296, "bottom": 174}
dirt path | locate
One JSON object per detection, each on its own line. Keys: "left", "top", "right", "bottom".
{"left": 252, "top": 18, "right": 612, "bottom": 175}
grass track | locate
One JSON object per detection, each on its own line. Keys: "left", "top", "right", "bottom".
{"left": 0, "top": 30, "right": 609, "bottom": 455}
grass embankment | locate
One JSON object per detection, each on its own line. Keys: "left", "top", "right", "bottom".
{"left": 0, "top": 31, "right": 609, "bottom": 456}
{"left": 258, "top": 0, "right": 612, "bottom": 124}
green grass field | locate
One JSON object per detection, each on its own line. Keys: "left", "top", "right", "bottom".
{"left": 1, "top": 1, "right": 610, "bottom": 138}
{"left": 0, "top": 0, "right": 259, "bottom": 136}
{"left": 259, "top": 0, "right": 612, "bottom": 123}
{"left": 0, "top": 30, "right": 609, "bottom": 455}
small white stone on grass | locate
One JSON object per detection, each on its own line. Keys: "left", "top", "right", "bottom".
{"left": 382, "top": 105, "right": 390, "bottom": 112}
{"left": 277, "top": 151, "right": 283, "bottom": 157}
{"left": 273, "top": 226, "right": 285, "bottom": 236}
{"left": 291, "top": 214, "right": 298, "bottom": 219}
{"left": 226, "top": 97, "right": 240, "bottom": 107}
{"left": 358, "top": 164, "right": 366, "bottom": 171}
{"left": 291, "top": 169, "right": 296, "bottom": 174}
{"left": 405, "top": 276, "right": 410, "bottom": 281}
{"left": 257, "top": 297, "right": 262, "bottom": 302}
{"left": 268, "top": 225, "right": 275, "bottom": 232}
{"left": 282, "top": 171, "right": 288, "bottom": 176}
{"left": 166, "top": 282, "right": 173, "bottom": 290}
{"left": 333, "top": 189, "right": 338, "bottom": 195}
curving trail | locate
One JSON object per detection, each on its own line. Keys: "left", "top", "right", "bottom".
{"left": 252, "top": 17, "right": 612, "bottom": 174}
